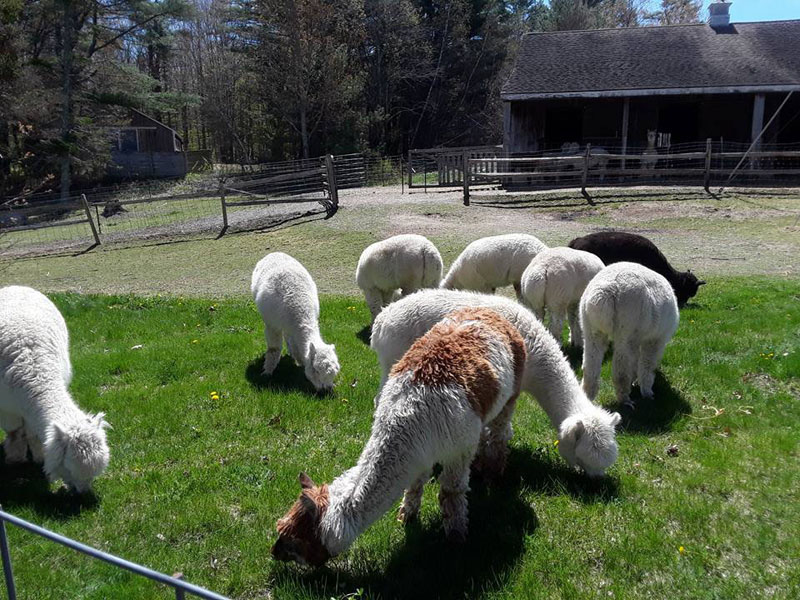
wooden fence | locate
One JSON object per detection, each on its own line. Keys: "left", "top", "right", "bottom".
{"left": 407, "top": 145, "right": 502, "bottom": 189}
{"left": 460, "top": 142, "right": 800, "bottom": 205}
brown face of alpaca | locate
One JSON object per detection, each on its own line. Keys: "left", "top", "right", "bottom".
{"left": 272, "top": 473, "right": 330, "bottom": 567}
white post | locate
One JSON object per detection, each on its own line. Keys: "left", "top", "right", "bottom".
{"left": 621, "top": 97, "right": 630, "bottom": 171}
{"left": 750, "top": 93, "right": 766, "bottom": 169}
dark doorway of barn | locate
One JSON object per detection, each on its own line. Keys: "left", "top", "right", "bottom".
{"left": 546, "top": 105, "right": 583, "bottom": 150}
{"left": 659, "top": 102, "right": 701, "bottom": 145}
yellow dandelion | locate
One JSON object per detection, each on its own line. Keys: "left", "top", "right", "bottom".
{"left": 191, "top": 339, "right": 199, "bottom": 344}
{"left": 210, "top": 391, "right": 218, "bottom": 396}
{"left": 678, "top": 546, "right": 685, "bottom": 555}
{"left": 553, "top": 440, "right": 559, "bottom": 447}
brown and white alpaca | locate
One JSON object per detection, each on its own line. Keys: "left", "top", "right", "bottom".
{"left": 271, "top": 307, "right": 526, "bottom": 566}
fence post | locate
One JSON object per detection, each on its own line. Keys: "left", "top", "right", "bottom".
{"left": 80, "top": 194, "right": 101, "bottom": 246}
{"left": 0, "top": 512, "right": 17, "bottom": 600}
{"left": 173, "top": 572, "right": 185, "bottom": 600}
{"left": 462, "top": 151, "right": 470, "bottom": 206}
{"left": 324, "top": 154, "right": 339, "bottom": 216}
{"left": 704, "top": 138, "right": 713, "bottom": 193}
{"left": 219, "top": 179, "right": 228, "bottom": 233}
{"left": 407, "top": 150, "right": 413, "bottom": 189}
{"left": 581, "top": 144, "right": 591, "bottom": 195}
{"left": 400, "top": 156, "right": 404, "bottom": 194}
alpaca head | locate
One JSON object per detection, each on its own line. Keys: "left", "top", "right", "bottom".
{"left": 272, "top": 472, "right": 330, "bottom": 567}
{"left": 647, "top": 130, "right": 657, "bottom": 145}
{"left": 558, "top": 410, "right": 621, "bottom": 478}
{"left": 674, "top": 270, "right": 705, "bottom": 307}
{"left": 306, "top": 343, "right": 340, "bottom": 392}
{"left": 44, "top": 412, "right": 111, "bottom": 493}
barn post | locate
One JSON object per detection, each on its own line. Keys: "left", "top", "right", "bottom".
{"left": 750, "top": 94, "right": 766, "bottom": 170}
{"left": 581, "top": 144, "right": 591, "bottom": 195}
{"left": 219, "top": 178, "right": 228, "bottom": 233}
{"left": 80, "top": 194, "right": 101, "bottom": 246}
{"left": 407, "top": 149, "right": 412, "bottom": 189}
{"left": 462, "top": 150, "right": 470, "bottom": 206}
{"left": 704, "top": 138, "right": 713, "bottom": 193}
{"left": 621, "top": 97, "right": 630, "bottom": 171}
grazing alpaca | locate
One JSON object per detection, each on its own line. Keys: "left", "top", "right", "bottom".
{"left": 520, "top": 247, "right": 605, "bottom": 347}
{"left": 568, "top": 230, "right": 705, "bottom": 307}
{"left": 272, "top": 308, "right": 526, "bottom": 566}
{"left": 441, "top": 234, "right": 548, "bottom": 300}
{"left": 580, "top": 262, "right": 679, "bottom": 407}
{"left": 371, "top": 289, "right": 621, "bottom": 477}
{"left": 251, "top": 252, "right": 340, "bottom": 391}
{"left": 356, "top": 234, "right": 443, "bottom": 321}
{"left": 641, "top": 130, "right": 659, "bottom": 170}
{"left": 0, "top": 286, "right": 110, "bottom": 492}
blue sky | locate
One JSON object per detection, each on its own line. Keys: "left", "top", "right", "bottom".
{"left": 699, "top": 0, "right": 800, "bottom": 22}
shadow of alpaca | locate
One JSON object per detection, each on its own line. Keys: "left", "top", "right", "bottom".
{"left": 355, "top": 324, "right": 371, "bottom": 346}
{"left": 273, "top": 446, "right": 618, "bottom": 598}
{"left": 0, "top": 451, "right": 99, "bottom": 520}
{"left": 561, "top": 343, "right": 583, "bottom": 371}
{"left": 244, "top": 354, "right": 325, "bottom": 397}
{"left": 616, "top": 371, "right": 692, "bottom": 435}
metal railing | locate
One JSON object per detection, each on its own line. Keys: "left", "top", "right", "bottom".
{"left": 0, "top": 507, "right": 230, "bottom": 600}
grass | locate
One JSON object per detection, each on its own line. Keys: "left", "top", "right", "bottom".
{"left": 1, "top": 276, "right": 798, "bottom": 599}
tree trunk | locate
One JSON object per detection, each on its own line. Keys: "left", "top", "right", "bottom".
{"left": 300, "top": 102, "right": 309, "bottom": 160}
{"left": 59, "top": 0, "right": 75, "bottom": 200}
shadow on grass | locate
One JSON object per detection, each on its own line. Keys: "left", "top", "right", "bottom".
{"left": 223, "top": 208, "right": 328, "bottom": 237}
{"left": 0, "top": 454, "right": 99, "bottom": 520}
{"left": 271, "top": 446, "right": 616, "bottom": 598}
{"left": 562, "top": 343, "right": 583, "bottom": 371}
{"left": 472, "top": 188, "right": 714, "bottom": 210}
{"left": 617, "top": 371, "right": 692, "bottom": 434}
{"left": 356, "top": 324, "right": 371, "bottom": 346}
{"left": 245, "top": 354, "right": 326, "bottom": 397}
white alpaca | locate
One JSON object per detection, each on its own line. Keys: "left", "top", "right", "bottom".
{"left": 641, "top": 130, "right": 659, "bottom": 170}
{"left": 355, "top": 234, "right": 443, "bottom": 321}
{"left": 271, "top": 308, "right": 526, "bottom": 566}
{"left": 251, "top": 252, "right": 340, "bottom": 392}
{"left": 580, "top": 262, "right": 679, "bottom": 406}
{"left": 371, "top": 289, "right": 621, "bottom": 477}
{"left": 441, "top": 234, "right": 548, "bottom": 300}
{"left": 0, "top": 286, "right": 110, "bottom": 492}
{"left": 520, "top": 247, "right": 605, "bottom": 348}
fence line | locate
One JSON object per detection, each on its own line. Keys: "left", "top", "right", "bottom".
{"left": 0, "top": 506, "right": 230, "bottom": 600}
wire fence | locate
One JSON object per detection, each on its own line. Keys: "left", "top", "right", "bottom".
{"left": 0, "top": 506, "right": 230, "bottom": 600}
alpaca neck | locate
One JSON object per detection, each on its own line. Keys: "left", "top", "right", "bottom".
{"left": 27, "top": 386, "right": 84, "bottom": 439}
{"left": 523, "top": 335, "right": 597, "bottom": 429}
{"left": 320, "top": 401, "right": 421, "bottom": 556}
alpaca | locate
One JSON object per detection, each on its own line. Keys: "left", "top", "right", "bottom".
{"left": 441, "top": 234, "right": 548, "bottom": 300}
{"left": 371, "top": 289, "right": 621, "bottom": 477}
{"left": 272, "top": 308, "right": 526, "bottom": 566}
{"left": 520, "top": 247, "right": 605, "bottom": 348}
{"left": 251, "top": 252, "right": 340, "bottom": 392}
{"left": 568, "top": 230, "right": 705, "bottom": 307}
{"left": 641, "top": 130, "right": 659, "bottom": 170}
{"left": 580, "top": 262, "right": 679, "bottom": 407}
{"left": 0, "top": 286, "right": 110, "bottom": 492}
{"left": 356, "top": 234, "right": 443, "bottom": 321}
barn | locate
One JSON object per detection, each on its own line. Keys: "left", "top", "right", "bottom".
{"left": 501, "top": 2, "right": 800, "bottom": 157}
{"left": 109, "top": 109, "right": 187, "bottom": 179}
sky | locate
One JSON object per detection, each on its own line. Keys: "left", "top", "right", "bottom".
{"left": 698, "top": 0, "right": 800, "bottom": 22}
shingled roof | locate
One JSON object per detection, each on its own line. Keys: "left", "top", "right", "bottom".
{"left": 502, "top": 20, "right": 800, "bottom": 100}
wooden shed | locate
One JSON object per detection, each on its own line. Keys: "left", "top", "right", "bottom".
{"left": 501, "top": 3, "right": 800, "bottom": 156}
{"left": 110, "top": 109, "right": 187, "bottom": 179}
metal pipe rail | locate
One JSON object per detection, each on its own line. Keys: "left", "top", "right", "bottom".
{"left": 0, "top": 507, "right": 230, "bottom": 600}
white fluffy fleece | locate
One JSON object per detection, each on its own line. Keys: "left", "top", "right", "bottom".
{"left": 440, "top": 234, "right": 548, "bottom": 299}
{"left": 356, "top": 234, "right": 443, "bottom": 321}
{"left": 580, "top": 261, "right": 679, "bottom": 406}
{"left": 272, "top": 309, "right": 525, "bottom": 565}
{"left": 0, "top": 286, "right": 110, "bottom": 492}
{"left": 370, "top": 289, "right": 621, "bottom": 477}
{"left": 520, "top": 247, "right": 605, "bottom": 348}
{"left": 251, "top": 252, "right": 340, "bottom": 391}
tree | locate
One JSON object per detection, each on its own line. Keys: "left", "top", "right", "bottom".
{"left": 645, "top": 0, "right": 702, "bottom": 25}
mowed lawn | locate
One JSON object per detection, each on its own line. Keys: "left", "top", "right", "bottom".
{"left": 1, "top": 278, "right": 798, "bottom": 600}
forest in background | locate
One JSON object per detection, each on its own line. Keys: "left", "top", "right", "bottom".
{"left": 0, "top": 0, "right": 702, "bottom": 196}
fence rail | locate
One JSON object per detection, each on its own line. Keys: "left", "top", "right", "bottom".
{"left": 460, "top": 141, "right": 800, "bottom": 204}
{"left": 0, "top": 506, "right": 230, "bottom": 600}
{"left": 408, "top": 145, "right": 502, "bottom": 189}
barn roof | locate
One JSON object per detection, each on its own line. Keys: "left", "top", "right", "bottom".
{"left": 502, "top": 20, "right": 800, "bottom": 100}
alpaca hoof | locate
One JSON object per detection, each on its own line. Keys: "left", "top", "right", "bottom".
{"left": 622, "top": 398, "right": 636, "bottom": 410}
{"left": 397, "top": 506, "right": 418, "bottom": 524}
{"left": 445, "top": 527, "right": 468, "bottom": 544}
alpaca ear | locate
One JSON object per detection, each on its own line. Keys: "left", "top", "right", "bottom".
{"left": 697, "top": 280, "right": 706, "bottom": 286}
{"left": 562, "top": 419, "right": 584, "bottom": 442}
{"left": 610, "top": 412, "right": 622, "bottom": 428}
{"left": 308, "top": 344, "right": 316, "bottom": 360}
{"left": 299, "top": 472, "right": 316, "bottom": 489}
{"left": 93, "top": 412, "right": 112, "bottom": 430}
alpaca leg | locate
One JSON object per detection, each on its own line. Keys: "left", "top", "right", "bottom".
{"left": 513, "top": 281, "right": 523, "bottom": 302}
{"left": 475, "top": 397, "right": 517, "bottom": 481}
{"left": 286, "top": 336, "right": 305, "bottom": 365}
{"left": 548, "top": 310, "right": 565, "bottom": 346}
{"left": 398, "top": 471, "right": 429, "bottom": 523}
{"left": 400, "top": 287, "right": 418, "bottom": 299}
{"left": 581, "top": 331, "right": 608, "bottom": 401}
{"left": 0, "top": 411, "right": 27, "bottom": 464}
{"left": 638, "top": 339, "right": 668, "bottom": 400}
{"left": 567, "top": 304, "right": 583, "bottom": 348}
{"left": 613, "top": 338, "right": 638, "bottom": 406}
{"left": 362, "top": 287, "right": 385, "bottom": 321}
{"left": 27, "top": 431, "right": 45, "bottom": 464}
{"left": 262, "top": 325, "right": 283, "bottom": 375}
{"left": 439, "top": 453, "right": 473, "bottom": 542}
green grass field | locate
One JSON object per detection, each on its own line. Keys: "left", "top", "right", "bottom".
{"left": 1, "top": 277, "right": 798, "bottom": 599}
